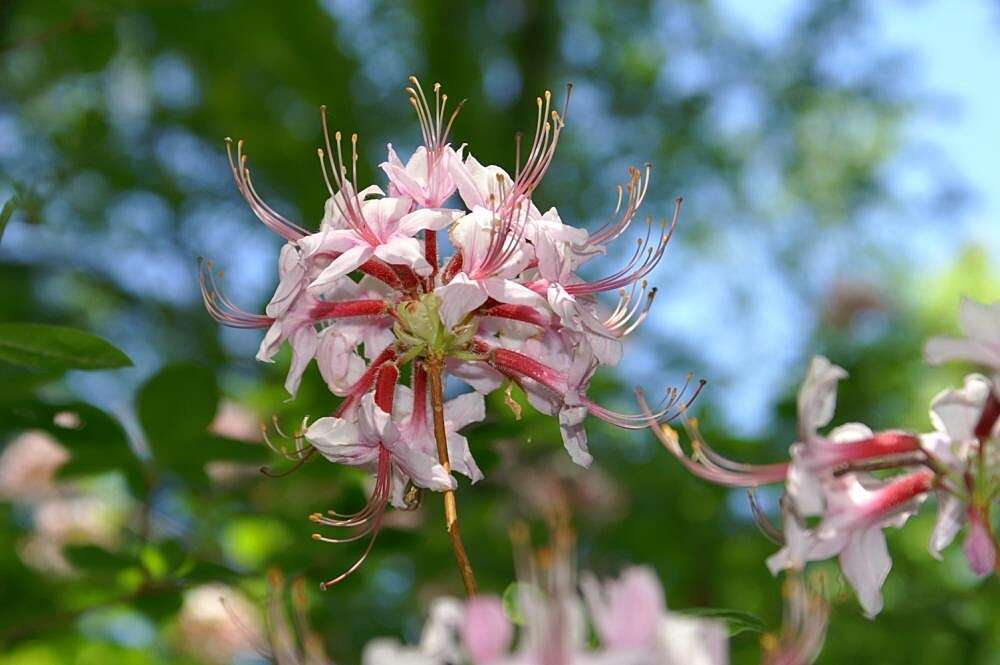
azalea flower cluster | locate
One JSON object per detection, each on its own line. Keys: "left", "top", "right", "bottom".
{"left": 201, "top": 78, "right": 695, "bottom": 590}
{"left": 651, "top": 297, "right": 1000, "bottom": 618}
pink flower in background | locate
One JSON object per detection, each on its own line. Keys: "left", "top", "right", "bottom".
{"left": 924, "top": 297, "right": 1000, "bottom": 377}
{"left": 461, "top": 597, "right": 514, "bottom": 664}
{"left": 653, "top": 346, "right": 998, "bottom": 618}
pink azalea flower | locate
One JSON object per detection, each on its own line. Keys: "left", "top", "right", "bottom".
{"left": 786, "top": 357, "right": 922, "bottom": 517}
{"left": 202, "top": 78, "right": 696, "bottom": 588}
{"left": 306, "top": 193, "right": 459, "bottom": 292}
{"left": 767, "top": 469, "right": 932, "bottom": 617}
{"left": 581, "top": 566, "right": 665, "bottom": 650}
{"left": 305, "top": 381, "right": 456, "bottom": 508}
{"left": 303, "top": 363, "right": 455, "bottom": 589}
{"left": 488, "top": 336, "right": 697, "bottom": 467}
{"left": 434, "top": 207, "right": 548, "bottom": 330}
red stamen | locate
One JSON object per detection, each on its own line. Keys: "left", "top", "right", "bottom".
{"left": 975, "top": 392, "right": 1000, "bottom": 441}
{"left": 374, "top": 363, "right": 399, "bottom": 413}
{"left": 335, "top": 347, "right": 398, "bottom": 417}
{"left": 410, "top": 364, "right": 428, "bottom": 428}
{"left": 478, "top": 303, "right": 554, "bottom": 329}
{"left": 862, "top": 470, "right": 934, "bottom": 520}
{"left": 309, "top": 299, "right": 388, "bottom": 321}
{"left": 489, "top": 348, "right": 564, "bottom": 391}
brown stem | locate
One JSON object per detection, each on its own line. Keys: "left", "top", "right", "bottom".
{"left": 425, "top": 358, "right": 478, "bottom": 596}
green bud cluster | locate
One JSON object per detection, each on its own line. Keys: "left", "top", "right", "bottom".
{"left": 393, "top": 293, "right": 481, "bottom": 364}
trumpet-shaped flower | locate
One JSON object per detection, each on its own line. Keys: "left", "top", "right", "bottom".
{"left": 768, "top": 469, "right": 932, "bottom": 617}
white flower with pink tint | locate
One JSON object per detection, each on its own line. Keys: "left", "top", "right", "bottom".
{"left": 768, "top": 469, "right": 932, "bottom": 617}
{"left": 924, "top": 297, "right": 1000, "bottom": 379}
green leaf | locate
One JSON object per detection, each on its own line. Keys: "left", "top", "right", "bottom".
{"left": 63, "top": 545, "right": 133, "bottom": 572}
{"left": 0, "top": 197, "right": 14, "bottom": 244}
{"left": 682, "top": 607, "right": 767, "bottom": 636}
{"left": 136, "top": 363, "right": 267, "bottom": 483}
{"left": 501, "top": 582, "right": 532, "bottom": 625}
{"left": 138, "top": 363, "right": 218, "bottom": 443}
{"left": 0, "top": 323, "right": 132, "bottom": 372}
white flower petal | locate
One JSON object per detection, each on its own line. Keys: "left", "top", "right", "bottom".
{"left": 839, "top": 527, "right": 891, "bottom": 618}
{"left": 373, "top": 236, "right": 432, "bottom": 276}
{"left": 397, "top": 208, "right": 460, "bottom": 237}
{"left": 446, "top": 359, "right": 505, "bottom": 394}
{"left": 929, "top": 494, "right": 965, "bottom": 559}
{"left": 559, "top": 405, "right": 592, "bottom": 467}
{"left": 435, "top": 274, "right": 488, "bottom": 329}
{"left": 928, "top": 374, "right": 991, "bottom": 441}
{"left": 796, "top": 356, "right": 848, "bottom": 435}
{"left": 444, "top": 392, "right": 487, "bottom": 430}
{"left": 309, "top": 244, "right": 374, "bottom": 293}
{"left": 305, "top": 417, "right": 376, "bottom": 465}
{"left": 283, "top": 326, "right": 319, "bottom": 397}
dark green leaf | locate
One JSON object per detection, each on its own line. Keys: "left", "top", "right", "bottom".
{"left": 0, "top": 323, "right": 132, "bottom": 371}
{"left": 63, "top": 545, "right": 133, "bottom": 572}
{"left": 137, "top": 363, "right": 222, "bottom": 481}
{"left": 138, "top": 363, "right": 218, "bottom": 442}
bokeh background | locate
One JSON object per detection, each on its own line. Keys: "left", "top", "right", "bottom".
{"left": 1, "top": 0, "right": 999, "bottom": 662}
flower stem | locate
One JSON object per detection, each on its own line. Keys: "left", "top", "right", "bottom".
{"left": 425, "top": 358, "right": 479, "bottom": 596}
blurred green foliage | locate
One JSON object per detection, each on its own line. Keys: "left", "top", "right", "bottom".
{"left": 0, "top": 1, "right": 997, "bottom": 664}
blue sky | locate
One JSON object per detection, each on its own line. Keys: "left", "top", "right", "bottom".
{"left": 722, "top": 0, "right": 999, "bottom": 263}
{"left": 666, "top": 0, "right": 1000, "bottom": 433}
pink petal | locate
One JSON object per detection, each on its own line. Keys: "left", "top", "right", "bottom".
{"left": 964, "top": 508, "right": 997, "bottom": 577}
{"left": 461, "top": 596, "right": 513, "bottom": 664}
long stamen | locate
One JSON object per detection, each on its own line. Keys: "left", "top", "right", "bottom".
{"left": 407, "top": 76, "right": 466, "bottom": 157}
{"left": 639, "top": 390, "right": 789, "bottom": 487}
{"left": 198, "top": 258, "right": 274, "bottom": 329}
{"left": 318, "top": 107, "right": 379, "bottom": 245}
{"left": 588, "top": 164, "right": 652, "bottom": 247}
{"left": 567, "top": 198, "right": 681, "bottom": 295}
{"left": 314, "top": 447, "right": 393, "bottom": 589}
{"left": 748, "top": 489, "right": 786, "bottom": 545}
{"left": 587, "top": 378, "right": 703, "bottom": 430}
{"left": 225, "top": 138, "right": 308, "bottom": 241}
